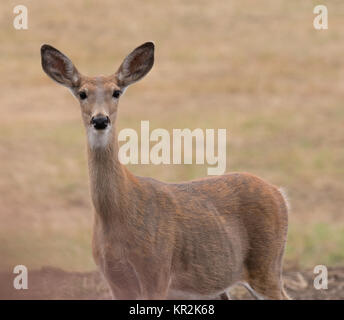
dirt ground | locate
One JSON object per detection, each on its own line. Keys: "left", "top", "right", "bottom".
{"left": 0, "top": 266, "right": 343, "bottom": 300}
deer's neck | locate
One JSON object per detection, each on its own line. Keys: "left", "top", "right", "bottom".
{"left": 87, "top": 130, "right": 134, "bottom": 224}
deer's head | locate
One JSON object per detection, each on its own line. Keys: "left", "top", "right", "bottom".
{"left": 40, "top": 42, "right": 154, "bottom": 149}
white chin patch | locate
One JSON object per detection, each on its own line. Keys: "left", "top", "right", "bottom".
{"left": 87, "top": 127, "right": 111, "bottom": 149}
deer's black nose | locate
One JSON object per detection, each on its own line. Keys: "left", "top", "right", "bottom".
{"left": 91, "top": 115, "right": 110, "bottom": 130}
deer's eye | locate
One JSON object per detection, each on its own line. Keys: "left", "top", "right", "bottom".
{"left": 112, "top": 90, "right": 122, "bottom": 99}
{"left": 79, "top": 91, "right": 87, "bottom": 100}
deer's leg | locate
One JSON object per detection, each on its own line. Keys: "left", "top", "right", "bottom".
{"left": 139, "top": 270, "right": 171, "bottom": 300}
{"left": 118, "top": 254, "right": 171, "bottom": 300}
{"left": 106, "top": 269, "right": 171, "bottom": 300}
{"left": 219, "top": 292, "right": 232, "bottom": 300}
{"left": 102, "top": 261, "right": 142, "bottom": 300}
{"left": 242, "top": 199, "right": 289, "bottom": 300}
{"left": 243, "top": 248, "right": 289, "bottom": 300}
{"left": 107, "top": 281, "right": 140, "bottom": 300}
{"left": 242, "top": 278, "right": 289, "bottom": 300}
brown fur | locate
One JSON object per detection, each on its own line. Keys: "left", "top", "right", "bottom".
{"left": 41, "top": 42, "right": 289, "bottom": 300}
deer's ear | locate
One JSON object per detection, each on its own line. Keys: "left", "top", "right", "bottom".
{"left": 115, "top": 42, "right": 154, "bottom": 89}
{"left": 41, "top": 44, "right": 81, "bottom": 88}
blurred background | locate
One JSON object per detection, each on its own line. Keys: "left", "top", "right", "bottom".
{"left": 0, "top": 0, "right": 343, "bottom": 278}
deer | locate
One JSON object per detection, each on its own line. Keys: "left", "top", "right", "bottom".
{"left": 40, "top": 42, "right": 290, "bottom": 300}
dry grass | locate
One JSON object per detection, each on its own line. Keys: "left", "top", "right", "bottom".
{"left": 0, "top": 0, "right": 344, "bottom": 271}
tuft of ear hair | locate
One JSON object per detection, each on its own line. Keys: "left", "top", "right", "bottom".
{"left": 115, "top": 42, "right": 155, "bottom": 89}
{"left": 41, "top": 44, "right": 80, "bottom": 88}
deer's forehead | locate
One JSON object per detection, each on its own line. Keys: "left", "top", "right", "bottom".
{"left": 79, "top": 76, "right": 119, "bottom": 92}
